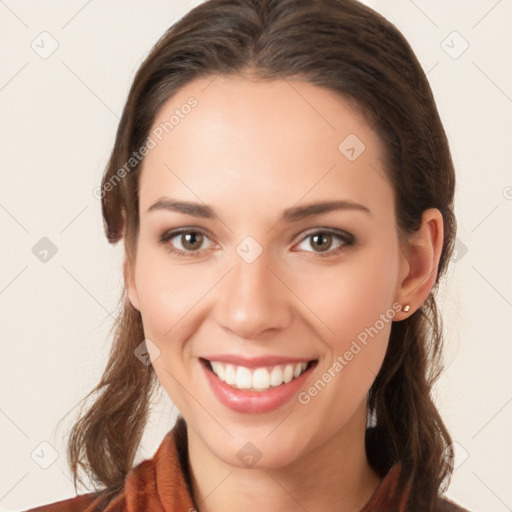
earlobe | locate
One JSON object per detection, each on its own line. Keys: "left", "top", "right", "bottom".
{"left": 395, "top": 208, "right": 444, "bottom": 319}
{"left": 124, "top": 258, "right": 140, "bottom": 311}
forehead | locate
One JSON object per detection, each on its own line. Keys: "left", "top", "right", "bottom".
{"left": 138, "top": 75, "right": 392, "bottom": 216}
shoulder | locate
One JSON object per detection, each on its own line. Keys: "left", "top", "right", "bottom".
{"left": 22, "top": 491, "right": 101, "bottom": 512}
{"left": 436, "top": 495, "right": 473, "bottom": 512}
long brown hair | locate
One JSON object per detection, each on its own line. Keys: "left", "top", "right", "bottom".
{"left": 65, "top": 0, "right": 456, "bottom": 510}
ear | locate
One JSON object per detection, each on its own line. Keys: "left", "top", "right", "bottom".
{"left": 394, "top": 208, "right": 444, "bottom": 320}
{"left": 124, "top": 257, "right": 140, "bottom": 311}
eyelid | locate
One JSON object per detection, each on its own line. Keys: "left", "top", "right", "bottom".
{"left": 160, "top": 226, "right": 213, "bottom": 240}
{"left": 159, "top": 227, "right": 217, "bottom": 254}
{"left": 291, "top": 227, "right": 355, "bottom": 256}
{"left": 159, "top": 226, "right": 355, "bottom": 257}
{"left": 294, "top": 227, "right": 355, "bottom": 245}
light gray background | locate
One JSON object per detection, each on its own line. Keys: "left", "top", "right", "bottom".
{"left": 1, "top": 1, "right": 511, "bottom": 511}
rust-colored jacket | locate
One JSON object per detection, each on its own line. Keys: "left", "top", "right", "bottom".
{"left": 24, "top": 418, "right": 470, "bottom": 512}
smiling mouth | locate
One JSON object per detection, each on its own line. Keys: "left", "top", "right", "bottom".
{"left": 200, "top": 357, "right": 318, "bottom": 392}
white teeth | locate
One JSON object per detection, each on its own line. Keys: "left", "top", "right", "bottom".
{"left": 209, "top": 361, "right": 310, "bottom": 392}
{"left": 270, "top": 366, "right": 283, "bottom": 387}
{"left": 236, "top": 366, "right": 252, "bottom": 389}
{"left": 283, "top": 364, "right": 294, "bottom": 383}
{"left": 210, "top": 361, "right": 225, "bottom": 381}
{"left": 225, "top": 364, "right": 236, "bottom": 386}
{"left": 252, "top": 368, "right": 270, "bottom": 390}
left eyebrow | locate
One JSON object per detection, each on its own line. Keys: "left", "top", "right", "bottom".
{"left": 280, "top": 200, "right": 371, "bottom": 223}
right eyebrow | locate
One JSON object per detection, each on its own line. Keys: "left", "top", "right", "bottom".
{"left": 147, "top": 198, "right": 216, "bottom": 219}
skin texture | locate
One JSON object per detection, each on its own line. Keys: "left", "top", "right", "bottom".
{"left": 125, "top": 75, "right": 444, "bottom": 512}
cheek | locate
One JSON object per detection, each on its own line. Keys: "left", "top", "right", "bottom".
{"left": 133, "top": 247, "right": 207, "bottom": 412}
{"left": 133, "top": 246, "right": 213, "bottom": 337}
{"left": 288, "top": 242, "right": 400, "bottom": 411}
{"left": 291, "top": 244, "right": 400, "bottom": 348}
{"left": 294, "top": 258, "right": 397, "bottom": 422}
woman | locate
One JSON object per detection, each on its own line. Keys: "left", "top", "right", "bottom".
{"left": 26, "top": 0, "right": 472, "bottom": 510}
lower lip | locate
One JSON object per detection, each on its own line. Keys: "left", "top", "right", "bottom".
{"left": 201, "top": 360, "right": 316, "bottom": 414}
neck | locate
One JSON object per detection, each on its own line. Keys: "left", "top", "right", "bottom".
{"left": 186, "top": 403, "right": 382, "bottom": 512}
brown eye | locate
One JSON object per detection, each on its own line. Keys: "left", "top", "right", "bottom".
{"left": 159, "top": 229, "right": 214, "bottom": 257}
{"left": 309, "top": 233, "right": 333, "bottom": 252}
{"left": 295, "top": 229, "right": 354, "bottom": 258}
{"left": 179, "top": 232, "right": 204, "bottom": 251}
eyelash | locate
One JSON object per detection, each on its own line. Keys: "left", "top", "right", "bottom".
{"left": 158, "top": 227, "right": 355, "bottom": 259}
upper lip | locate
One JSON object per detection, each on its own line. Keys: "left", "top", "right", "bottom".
{"left": 201, "top": 354, "right": 317, "bottom": 368}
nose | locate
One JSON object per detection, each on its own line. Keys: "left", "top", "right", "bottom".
{"left": 213, "top": 249, "right": 293, "bottom": 339}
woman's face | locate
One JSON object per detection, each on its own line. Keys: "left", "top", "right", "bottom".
{"left": 126, "top": 75, "right": 410, "bottom": 468}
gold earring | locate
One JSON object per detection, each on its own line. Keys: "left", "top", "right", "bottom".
{"left": 403, "top": 304, "right": 411, "bottom": 312}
